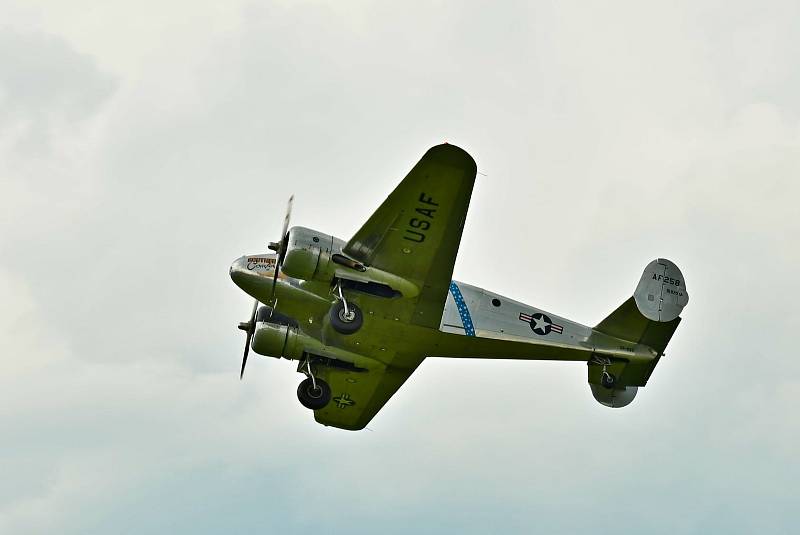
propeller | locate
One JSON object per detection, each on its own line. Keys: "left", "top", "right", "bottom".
{"left": 267, "top": 195, "right": 294, "bottom": 302}
{"left": 237, "top": 195, "right": 293, "bottom": 380}
{"left": 238, "top": 299, "right": 258, "bottom": 379}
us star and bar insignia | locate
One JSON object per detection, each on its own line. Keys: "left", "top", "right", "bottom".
{"left": 519, "top": 312, "right": 564, "bottom": 336}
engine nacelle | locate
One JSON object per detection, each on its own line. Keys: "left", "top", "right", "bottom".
{"left": 251, "top": 322, "right": 303, "bottom": 360}
{"left": 590, "top": 384, "right": 638, "bottom": 408}
{"left": 280, "top": 226, "right": 419, "bottom": 298}
{"left": 281, "top": 226, "right": 336, "bottom": 282}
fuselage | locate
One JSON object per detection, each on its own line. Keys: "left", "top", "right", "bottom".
{"left": 229, "top": 241, "right": 655, "bottom": 372}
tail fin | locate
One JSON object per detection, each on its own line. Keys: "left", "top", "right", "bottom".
{"left": 595, "top": 258, "right": 689, "bottom": 354}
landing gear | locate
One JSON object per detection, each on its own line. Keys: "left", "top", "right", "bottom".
{"left": 297, "top": 357, "right": 331, "bottom": 410}
{"left": 590, "top": 355, "right": 618, "bottom": 390}
{"left": 601, "top": 370, "right": 617, "bottom": 389}
{"left": 297, "top": 377, "right": 331, "bottom": 410}
{"left": 330, "top": 301, "right": 363, "bottom": 334}
{"left": 330, "top": 281, "right": 363, "bottom": 334}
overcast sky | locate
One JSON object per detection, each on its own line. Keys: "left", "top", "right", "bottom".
{"left": 1, "top": 1, "right": 799, "bottom": 533}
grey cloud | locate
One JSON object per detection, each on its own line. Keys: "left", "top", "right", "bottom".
{"left": 0, "top": 28, "right": 116, "bottom": 151}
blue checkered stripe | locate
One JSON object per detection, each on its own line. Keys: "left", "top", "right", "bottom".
{"left": 448, "top": 281, "right": 476, "bottom": 337}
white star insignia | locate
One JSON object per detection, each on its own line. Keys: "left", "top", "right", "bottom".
{"left": 532, "top": 316, "right": 550, "bottom": 332}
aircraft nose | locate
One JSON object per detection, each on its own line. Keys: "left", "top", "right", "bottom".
{"left": 229, "top": 256, "right": 249, "bottom": 287}
{"left": 230, "top": 254, "right": 278, "bottom": 299}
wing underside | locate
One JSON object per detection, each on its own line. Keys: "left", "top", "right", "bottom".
{"left": 313, "top": 358, "right": 423, "bottom": 431}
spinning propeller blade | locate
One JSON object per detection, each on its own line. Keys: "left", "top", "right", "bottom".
{"left": 238, "top": 299, "right": 258, "bottom": 379}
{"left": 268, "top": 195, "right": 294, "bottom": 301}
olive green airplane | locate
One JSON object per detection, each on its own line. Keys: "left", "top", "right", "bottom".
{"left": 230, "top": 144, "right": 689, "bottom": 430}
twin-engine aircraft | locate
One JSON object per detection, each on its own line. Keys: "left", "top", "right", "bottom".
{"left": 230, "top": 144, "right": 689, "bottom": 430}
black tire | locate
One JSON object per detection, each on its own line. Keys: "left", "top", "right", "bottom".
{"left": 601, "top": 372, "right": 617, "bottom": 389}
{"left": 329, "top": 300, "right": 363, "bottom": 334}
{"left": 297, "top": 377, "right": 331, "bottom": 410}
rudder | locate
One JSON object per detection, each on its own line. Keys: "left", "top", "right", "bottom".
{"left": 594, "top": 258, "right": 689, "bottom": 354}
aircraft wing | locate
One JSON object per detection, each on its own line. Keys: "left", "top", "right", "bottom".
{"left": 313, "top": 357, "right": 424, "bottom": 430}
{"left": 343, "top": 144, "right": 477, "bottom": 328}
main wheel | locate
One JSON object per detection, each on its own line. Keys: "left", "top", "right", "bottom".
{"left": 601, "top": 371, "right": 617, "bottom": 389}
{"left": 329, "top": 300, "right": 363, "bottom": 334}
{"left": 297, "top": 377, "right": 331, "bottom": 410}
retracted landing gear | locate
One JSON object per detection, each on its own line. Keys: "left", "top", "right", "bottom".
{"left": 297, "top": 358, "right": 331, "bottom": 410}
{"left": 330, "top": 281, "right": 363, "bottom": 335}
